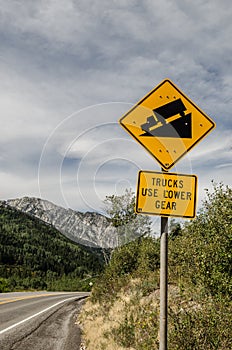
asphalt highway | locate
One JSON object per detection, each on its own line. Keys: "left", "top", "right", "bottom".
{"left": 0, "top": 291, "right": 89, "bottom": 350}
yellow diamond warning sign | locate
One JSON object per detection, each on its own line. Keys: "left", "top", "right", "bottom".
{"left": 119, "top": 79, "right": 216, "bottom": 170}
{"left": 136, "top": 171, "right": 197, "bottom": 218}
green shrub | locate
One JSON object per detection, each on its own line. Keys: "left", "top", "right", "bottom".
{"left": 0, "top": 277, "right": 9, "bottom": 292}
{"left": 169, "top": 182, "right": 232, "bottom": 298}
{"left": 169, "top": 298, "right": 232, "bottom": 350}
{"left": 91, "top": 237, "right": 160, "bottom": 303}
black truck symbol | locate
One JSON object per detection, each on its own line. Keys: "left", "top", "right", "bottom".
{"left": 141, "top": 98, "right": 192, "bottom": 138}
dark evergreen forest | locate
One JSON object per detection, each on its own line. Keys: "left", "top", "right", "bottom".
{"left": 0, "top": 203, "right": 104, "bottom": 292}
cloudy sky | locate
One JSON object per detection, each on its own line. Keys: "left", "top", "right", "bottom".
{"left": 0, "top": 0, "right": 231, "bottom": 225}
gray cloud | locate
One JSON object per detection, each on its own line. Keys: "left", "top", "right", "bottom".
{"left": 0, "top": 0, "right": 231, "bottom": 216}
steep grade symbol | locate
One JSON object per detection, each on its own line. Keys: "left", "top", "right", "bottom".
{"left": 140, "top": 98, "right": 192, "bottom": 139}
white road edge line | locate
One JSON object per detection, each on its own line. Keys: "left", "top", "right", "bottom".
{"left": 0, "top": 296, "right": 80, "bottom": 335}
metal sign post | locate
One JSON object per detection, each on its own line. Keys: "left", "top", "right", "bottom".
{"left": 159, "top": 167, "right": 168, "bottom": 350}
{"left": 160, "top": 215, "right": 168, "bottom": 350}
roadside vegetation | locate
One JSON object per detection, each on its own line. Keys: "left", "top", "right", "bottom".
{"left": 80, "top": 183, "right": 232, "bottom": 349}
{"left": 0, "top": 203, "right": 104, "bottom": 292}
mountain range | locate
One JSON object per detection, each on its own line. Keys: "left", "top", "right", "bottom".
{"left": 4, "top": 197, "right": 117, "bottom": 248}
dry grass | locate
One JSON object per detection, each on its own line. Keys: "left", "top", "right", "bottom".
{"left": 79, "top": 300, "right": 130, "bottom": 350}
{"left": 79, "top": 283, "right": 143, "bottom": 350}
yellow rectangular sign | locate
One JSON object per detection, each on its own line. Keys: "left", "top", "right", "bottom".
{"left": 136, "top": 171, "right": 197, "bottom": 218}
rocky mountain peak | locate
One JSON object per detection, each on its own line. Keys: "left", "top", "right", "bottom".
{"left": 5, "top": 197, "right": 117, "bottom": 248}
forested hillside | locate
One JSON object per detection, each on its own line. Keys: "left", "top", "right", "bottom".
{"left": 0, "top": 203, "right": 104, "bottom": 292}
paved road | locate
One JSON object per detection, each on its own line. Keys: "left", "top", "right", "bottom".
{"left": 0, "top": 291, "right": 89, "bottom": 350}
